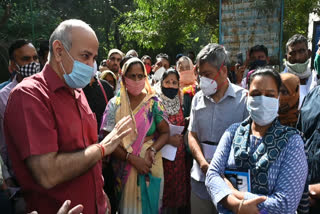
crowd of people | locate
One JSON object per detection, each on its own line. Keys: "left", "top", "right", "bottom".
{"left": 1, "top": 18, "right": 320, "bottom": 214}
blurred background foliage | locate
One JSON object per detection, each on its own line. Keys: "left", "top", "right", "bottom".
{"left": 0, "top": 0, "right": 319, "bottom": 81}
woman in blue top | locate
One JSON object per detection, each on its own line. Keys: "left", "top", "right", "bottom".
{"left": 205, "top": 67, "right": 308, "bottom": 214}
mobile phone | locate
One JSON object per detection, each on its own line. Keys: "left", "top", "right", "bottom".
{"left": 236, "top": 52, "right": 243, "bottom": 65}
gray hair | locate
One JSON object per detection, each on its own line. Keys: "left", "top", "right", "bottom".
{"left": 176, "top": 56, "right": 193, "bottom": 71}
{"left": 196, "top": 43, "right": 229, "bottom": 70}
{"left": 286, "top": 34, "right": 308, "bottom": 53}
{"left": 48, "top": 19, "right": 95, "bottom": 58}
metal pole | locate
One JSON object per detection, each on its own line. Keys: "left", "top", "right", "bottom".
{"left": 30, "top": 0, "right": 35, "bottom": 43}
{"left": 279, "top": 0, "right": 285, "bottom": 70}
{"left": 219, "top": 0, "right": 222, "bottom": 44}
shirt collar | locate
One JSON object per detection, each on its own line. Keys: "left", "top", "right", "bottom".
{"left": 44, "top": 64, "right": 81, "bottom": 94}
{"left": 223, "top": 80, "right": 237, "bottom": 98}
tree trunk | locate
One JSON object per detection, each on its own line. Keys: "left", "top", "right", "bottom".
{"left": 0, "top": 4, "right": 11, "bottom": 30}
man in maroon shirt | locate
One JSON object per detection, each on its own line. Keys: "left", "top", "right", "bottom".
{"left": 4, "top": 19, "right": 133, "bottom": 214}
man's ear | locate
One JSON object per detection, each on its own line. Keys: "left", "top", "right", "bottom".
{"left": 266, "top": 57, "right": 270, "bottom": 64}
{"left": 8, "top": 60, "right": 16, "bottom": 73}
{"left": 52, "top": 40, "right": 64, "bottom": 62}
{"left": 221, "top": 65, "right": 228, "bottom": 77}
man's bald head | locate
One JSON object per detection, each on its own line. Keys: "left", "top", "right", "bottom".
{"left": 48, "top": 19, "right": 99, "bottom": 82}
{"left": 48, "top": 19, "right": 97, "bottom": 59}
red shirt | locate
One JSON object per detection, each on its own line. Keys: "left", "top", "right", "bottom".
{"left": 4, "top": 64, "right": 107, "bottom": 214}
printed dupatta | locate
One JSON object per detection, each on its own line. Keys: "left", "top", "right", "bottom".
{"left": 232, "top": 118, "right": 299, "bottom": 194}
{"left": 110, "top": 57, "right": 167, "bottom": 207}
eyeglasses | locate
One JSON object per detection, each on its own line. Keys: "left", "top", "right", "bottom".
{"left": 126, "top": 73, "right": 146, "bottom": 80}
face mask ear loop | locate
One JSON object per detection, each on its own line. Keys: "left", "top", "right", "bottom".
{"left": 13, "top": 61, "right": 21, "bottom": 74}
{"left": 212, "top": 62, "right": 224, "bottom": 82}
{"left": 60, "top": 60, "right": 71, "bottom": 77}
{"left": 60, "top": 42, "right": 75, "bottom": 76}
{"left": 61, "top": 42, "right": 74, "bottom": 63}
{"left": 216, "top": 62, "right": 228, "bottom": 90}
{"left": 64, "top": 49, "right": 74, "bottom": 63}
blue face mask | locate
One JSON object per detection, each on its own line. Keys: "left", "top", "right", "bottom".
{"left": 60, "top": 48, "right": 94, "bottom": 88}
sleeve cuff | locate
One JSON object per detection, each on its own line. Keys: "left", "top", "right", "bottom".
{"left": 244, "top": 192, "right": 259, "bottom": 200}
{"left": 214, "top": 188, "right": 233, "bottom": 207}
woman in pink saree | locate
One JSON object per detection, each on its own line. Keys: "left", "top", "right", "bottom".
{"left": 100, "top": 57, "right": 169, "bottom": 214}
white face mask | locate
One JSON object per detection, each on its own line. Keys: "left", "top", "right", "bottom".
{"left": 200, "top": 76, "right": 218, "bottom": 96}
{"left": 247, "top": 95, "right": 279, "bottom": 126}
{"left": 153, "top": 66, "right": 166, "bottom": 81}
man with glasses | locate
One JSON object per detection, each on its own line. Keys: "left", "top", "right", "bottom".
{"left": 188, "top": 43, "right": 248, "bottom": 214}
{"left": 283, "top": 34, "right": 318, "bottom": 108}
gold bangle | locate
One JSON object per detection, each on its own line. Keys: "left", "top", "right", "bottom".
{"left": 238, "top": 199, "right": 245, "bottom": 214}
{"left": 125, "top": 151, "right": 131, "bottom": 161}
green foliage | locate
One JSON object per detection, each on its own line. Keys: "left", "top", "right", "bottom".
{"left": 0, "top": 0, "right": 320, "bottom": 66}
{"left": 283, "top": 0, "right": 320, "bottom": 51}
{"left": 0, "top": 0, "right": 134, "bottom": 59}
{"left": 119, "top": 0, "right": 219, "bottom": 59}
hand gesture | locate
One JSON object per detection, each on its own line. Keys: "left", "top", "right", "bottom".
{"left": 238, "top": 196, "right": 266, "bottom": 214}
{"left": 234, "top": 65, "right": 246, "bottom": 84}
{"left": 131, "top": 155, "right": 151, "bottom": 174}
{"left": 144, "top": 149, "right": 155, "bottom": 165}
{"left": 57, "top": 200, "right": 83, "bottom": 214}
{"left": 28, "top": 200, "right": 84, "bottom": 214}
{"left": 101, "top": 116, "right": 133, "bottom": 156}
{"left": 200, "top": 161, "right": 209, "bottom": 174}
{"left": 152, "top": 61, "right": 162, "bottom": 72}
{"left": 309, "top": 184, "right": 320, "bottom": 199}
{"left": 309, "top": 184, "right": 320, "bottom": 207}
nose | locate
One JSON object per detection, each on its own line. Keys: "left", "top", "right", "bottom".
{"left": 133, "top": 76, "right": 140, "bottom": 81}
{"left": 28, "top": 58, "right": 36, "bottom": 64}
{"left": 87, "top": 59, "right": 95, "bottom": 67}
{"left": 295, "top": 53, "right": 306, "bottom": 63}
{"left": 168, "top": 82, "right": 175, "bottom": 88}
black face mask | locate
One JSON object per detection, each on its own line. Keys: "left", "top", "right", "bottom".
{"left": 162, "top": 87, "right": 178, "bottom": 99}
{"left": 248, "top": 60, "right": 267, "bottom": 71}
